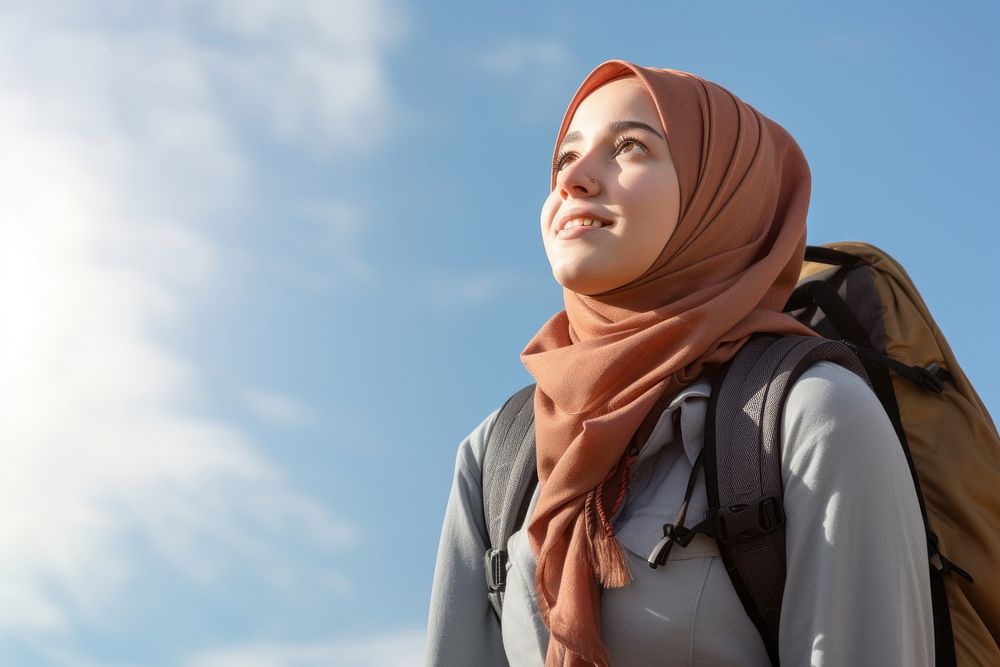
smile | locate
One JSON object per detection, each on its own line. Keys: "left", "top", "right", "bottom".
{"left": 562, "top": 218, "right": 609, "bottom": 230}
{"left": 556, "top": 219, "right": 612, "bottom": 240}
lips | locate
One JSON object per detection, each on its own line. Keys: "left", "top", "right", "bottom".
{"left": 557, "top": 223, "right": 608, "bottom": 240}
{"left": 561, "top": 218, "right": 609, "bottom": 231}
{"left": 554, "top": 211, "right": 614, "bottom": 240}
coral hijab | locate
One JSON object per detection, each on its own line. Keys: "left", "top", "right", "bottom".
{"left": 520, "top": 60, "right": 815, "bottom": 665}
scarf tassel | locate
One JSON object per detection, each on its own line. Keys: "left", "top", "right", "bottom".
{"left": 591, "top": 526, "right": 631, "bottom": 588}
{"left": 584, "top": 483, "right": 632, "bottom": 589}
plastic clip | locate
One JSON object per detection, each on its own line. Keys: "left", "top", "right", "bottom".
{"left": 648, "top": 523, "right": 695, "bottom": 569}
{"left": 928, "top": 532, "right": 974, "bottom": 583}
{"left": 713, "top": 495, "right": 785, "bottom": 542}
{"left": 484, "top": 548, "right": 507, "bottom": 593}
{"left": 918, "top": 362, "right": 951, "bottom": 393}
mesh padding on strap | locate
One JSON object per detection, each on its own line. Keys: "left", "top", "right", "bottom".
{"left": 482, "top": 383, "right": 537, "bottom": 618}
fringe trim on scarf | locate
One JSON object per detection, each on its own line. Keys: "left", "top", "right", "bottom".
{"left": 584, "top": 451, "right": 638, "bottom": 589}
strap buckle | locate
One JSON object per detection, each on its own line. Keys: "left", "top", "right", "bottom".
{"left": 648, "top": 496, "right": 785, "bottom": 568}
{"left": 927, "top": 532, "right": 974, "bottom": 583}
{"left": 484, "top": 548, "right": 507, "bottom": 593}
{"left": 918, "top": 363, "right": 951, "bottom": 394}
{"left": 710, "top": 495, "right": 785, "bottom": 542}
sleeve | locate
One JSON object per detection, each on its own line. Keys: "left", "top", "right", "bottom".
{"left": 426, "top": 408, "right": 510, "bottom": 667}
{"left": 778, "top": 361, "right": 935, "bottom": 666}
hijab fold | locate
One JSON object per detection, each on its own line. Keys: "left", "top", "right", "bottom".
{"left": 519, "top": 60, "right": 815, "bottom": 666}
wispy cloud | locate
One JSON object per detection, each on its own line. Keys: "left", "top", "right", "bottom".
{"left": 185, "top": 629, "right": 426, "bottom": 667}
{"left": 203, "top": 0, "right": 408, "bottom": 152}
{"left": 422, "top": 269, "right": 529, "bottom": 308}
{"left": 474, "top": 37, "right": 577, "bottom": 115}
{"left": 243, "top": 389, "right": 313, "bottom": 426}
{"left": 272, "top": 201, "right": 376, "bottom": 294}
{"left": 0, "top": 0, "right": 399, "bottom": 652}
{"left": 478, "top": 38, "right": 572, "bottom": 77}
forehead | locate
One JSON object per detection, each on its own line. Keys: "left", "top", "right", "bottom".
{"left": 566, "top": 76, "right": 661, "bottom": 132}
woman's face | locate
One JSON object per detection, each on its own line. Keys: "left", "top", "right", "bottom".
{"left": 540, "top": 76, "right": 680, "bottom": 296}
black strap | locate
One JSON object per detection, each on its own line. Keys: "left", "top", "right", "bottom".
{"left": 482, "top": 383, "right": 538, "bottom": 619}
{"left": 804, "top": 245, "right": 867, "bottom": 267}
{"left": 786, "top": 280, "right": 871, "bottom": 346}
{"left": 843, "top": 342, "right": 951, "bottom": 393}
{"left": 648, "top": 450, "right": 704, "bottom": 567}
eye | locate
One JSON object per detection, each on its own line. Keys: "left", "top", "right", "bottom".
{"left": 552, "top": 150, "right": 577, "bottom": 174}
{"left": 614, "top": 135, "right": 648, "bottom": 157}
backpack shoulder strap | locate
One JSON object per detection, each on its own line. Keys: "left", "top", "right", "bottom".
{"left": 704, "top": 334, "right": 869, "bottom": 665}
{"left": 481, "top": 383, "right": 538, "bottom": 619}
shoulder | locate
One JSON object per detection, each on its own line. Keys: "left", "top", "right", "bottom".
{"left": 786, "top": 358, "right": 878, "bottom": 406}
{"left": 453, "top": 406, "right": 502, "bottom": 478}
{"left": 782, "top": 359, "right": 890, "bottom": 437}
{"left": 780, "top": 359, "right": 907, "bottom": 490}
{"left": 776, "top": 362, "right": 935, "bottom": 665}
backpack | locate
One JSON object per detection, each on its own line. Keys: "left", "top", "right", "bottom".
{"left": 481, "top": 242, "right": 1000, "bottom": 666}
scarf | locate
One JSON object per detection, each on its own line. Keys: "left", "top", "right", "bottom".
{"left": 520, "top": 60, "right": 816, "bottom": 666}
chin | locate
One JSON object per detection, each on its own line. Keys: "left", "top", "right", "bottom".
{"left": 552, "top": 267, "right": 618, "bottom": 296}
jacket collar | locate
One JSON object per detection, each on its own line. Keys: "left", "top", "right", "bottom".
{"left": 635, "top": 377, "right": 712, "bottom": 468}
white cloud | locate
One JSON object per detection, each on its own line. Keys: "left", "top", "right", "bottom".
{"left": 203, "top": 0, "right": 408, "bottom": 151}
{"left": 244, "top": 389, "right": 313, "bottom": 426}
{"left": 24, "top": 644, "right": 159, "bottom": 667}
{"left": 0, "top": 1, "right": 405, "bottom": 155}
{"left": 423, "top": 269, "right": 527, "bottom": 308}
{"left": 0, "top": 0, "right": 397, "bottom": 647}
{"left": 185, "top": 629, "right": 426, "bottom": 667}
{"left": 479, "top": 38, "right": 572, "bottom": 77}
{"left": 474, "top": 37, "right": 577, "bottom": 116}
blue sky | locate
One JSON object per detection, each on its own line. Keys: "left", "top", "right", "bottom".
{"left": 0, "top": 1, "right": 996, "bottom": 665}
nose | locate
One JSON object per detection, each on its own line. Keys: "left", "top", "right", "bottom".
{"left": 556, "top": 156, "right": 600, "bottom": 200}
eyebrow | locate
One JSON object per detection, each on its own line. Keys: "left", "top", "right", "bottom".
{"left": 560, "top": 120, "right": 666, "bottom": 148}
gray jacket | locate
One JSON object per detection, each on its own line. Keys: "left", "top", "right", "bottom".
{"left": 427, "top": 361, "right": 934, "bottom": 666}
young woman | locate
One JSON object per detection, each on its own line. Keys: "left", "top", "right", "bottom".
{"left": 427, "top": 60, "right": 934, "bottom": 666}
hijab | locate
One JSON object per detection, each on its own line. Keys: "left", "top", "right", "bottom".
{"left": 520, "top": 60, "right": 816, "bottom": 666}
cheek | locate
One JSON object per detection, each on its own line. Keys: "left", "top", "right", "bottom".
{"left": 540, "top": 193, "right": 560, "bottom": 239}
{"left": 627, "top": 173, "right": 680, "bottom": 242}
{"left": 539, "top": 192, "right": 559, "bottom": 257}
{"left": 540, "top": 191, "right": 560, "bottom": 226}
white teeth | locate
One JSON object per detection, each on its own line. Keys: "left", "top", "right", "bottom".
{"left": 562, "top": 218, "right": 606, "bottom": 231}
